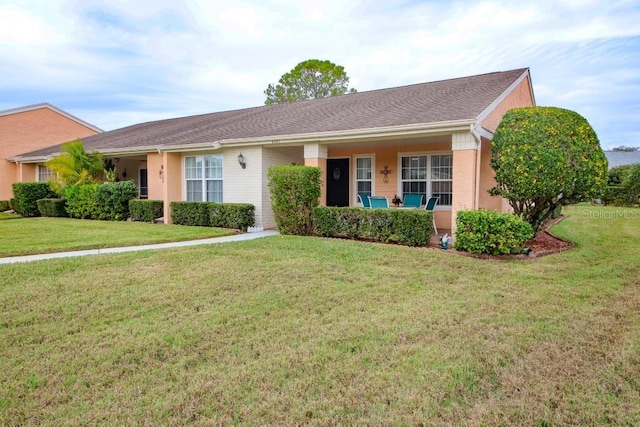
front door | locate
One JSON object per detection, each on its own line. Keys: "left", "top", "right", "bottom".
{"left": 326, "top": 158, "right": 349, "bottom": 207}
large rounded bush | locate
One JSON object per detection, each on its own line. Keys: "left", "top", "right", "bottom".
{"left": 490, "top": 106, "right": 608, "bottom": 231}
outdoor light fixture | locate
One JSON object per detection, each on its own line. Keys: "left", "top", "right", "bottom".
{"left": 159, "top": 165, "right": 164, "bottom": 181}
{"left": 237, "top": 153, "right": 246, "bottom": 169}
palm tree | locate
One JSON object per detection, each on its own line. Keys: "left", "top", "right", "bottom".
{"left": 45, "top": 139, "right": 104, "bottom": 195}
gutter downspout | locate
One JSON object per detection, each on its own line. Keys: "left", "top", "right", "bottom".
{"left": 470, "top": 123, "right": 482, "bottom": 210}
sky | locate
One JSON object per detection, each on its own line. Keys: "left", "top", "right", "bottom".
{"left": 1, "top": 0, "right": 639, "bottom": 150}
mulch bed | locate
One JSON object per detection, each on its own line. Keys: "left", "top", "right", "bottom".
{"left": 443, "top": 215, "right": 575, "bottom": 260}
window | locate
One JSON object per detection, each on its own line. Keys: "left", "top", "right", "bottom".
{"left": 138, "top": 168, "right": 148, "bottom": 199}
{"left": 401, "top": 155, "right": 428, "bottom": 196}
{"left": 400, "top": 154, "right": 452, "bottom": 206}
{"left": 355, "top": 157, "right": 373, "bottom": 200}
{"left": 37, "top": 165, "right": 53, "bottom": 182}
{"left": 184, "top": 155, "right": 223, "bottom": 202}
{"left": 430, "top": 154, "right": 452, "bottom": 206}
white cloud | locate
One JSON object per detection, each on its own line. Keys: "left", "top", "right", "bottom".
{"left": 0, "top": 0, "right": 639, "bottom": 148}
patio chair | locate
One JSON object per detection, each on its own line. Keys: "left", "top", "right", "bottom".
{"left": 368, "top": 196, "right": 389, "bottom": 209}
{"left": 401, "top": 193, "right": 423, "bottom": 208}
{"left": 357, "top": 193, "right": 371, "bottom": 208}
{"left": 424, "top": 196, "right": 439, "bottom": 234}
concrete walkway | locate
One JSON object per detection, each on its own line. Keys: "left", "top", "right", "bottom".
{"left": 0, "top": 230, "right": 279, "bottom": 265}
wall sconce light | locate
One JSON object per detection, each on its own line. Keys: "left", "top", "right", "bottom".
{"left": 237, "top": 153, "right": 246, "bottom": 169}
{"left": 380, "top": 165, "right": 392, "bottom": 183}
{"left": 159, "top": 164, "right": 164, "bottom": 182}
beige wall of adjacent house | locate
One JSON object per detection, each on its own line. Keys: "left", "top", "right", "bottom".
{"left": 482, "top": 75, "right": 535, "bottom": 133}
{"left": 148, "top": 146, "right": 304, "bottom": 228}
{"left": 0, "top": 107, "right": 99, "bottom": 200}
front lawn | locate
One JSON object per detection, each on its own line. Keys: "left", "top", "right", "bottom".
{"left": 1, "top": 206, "right": 639, "bottom": 425}
{"left": 0, "top": 217, "right": 235, "bottom": 257}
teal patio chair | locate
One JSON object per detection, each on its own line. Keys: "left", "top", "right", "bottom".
{"left": 357, "top": 193, "right": 371, "bottom": 208}
{"left": 368, "top": 196, "right": 389, "bottom": 209}
{"left": 401, "top": 193, "right": 423, "bottom": 208}
{"left": 424, "top": 196, "right": 439, "bottom": 234}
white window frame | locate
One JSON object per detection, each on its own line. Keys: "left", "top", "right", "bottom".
{"left": 397, "top": 151, "right": 453, "bottom": 208}
{"left": 183, "top": 155, "right": 223, "bottom": 202}
{"left": 353, "top": 154, "right": 374, "bottom": 206}
{"left": 36, "top": 164, "right": 53, "bottom": 182}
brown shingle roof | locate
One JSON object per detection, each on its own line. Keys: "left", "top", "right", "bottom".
{"left": 15, "top": 68, "right": 528, "bottom": 159}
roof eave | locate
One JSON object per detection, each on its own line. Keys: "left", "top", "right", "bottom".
{"left": 213, "top": 119, "right": 476, "bottom": 149}
{"left": 11, "top": 119, "right": 477, "bottom": 161}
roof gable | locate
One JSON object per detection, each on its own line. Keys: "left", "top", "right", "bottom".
{"left": 0, "top": 103, "right": 103, "bottom": 134}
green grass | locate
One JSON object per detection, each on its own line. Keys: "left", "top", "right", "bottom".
{"left": 0, "top": 212, "right": 21, "bottom": 221}
{"left": 0, "top": 217, "right": 235, "bottom": 257}
{"left": 1, "top": 206, "right": 639, "bottom": 425}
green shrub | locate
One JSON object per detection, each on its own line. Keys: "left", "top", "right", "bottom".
{"left": 608, "top": 165, "right": 633, "bottom": 186}
{"left": 11, "top": 182, "right": 57, "bottom": 217}
{"left": 602, "top": 186, "right": 632, "bottom": 206}
{"left": 0, "top": 200, "right": 10, "bottom": 212}
{"left": 455, "top": 210, "right": 533, "bottom": 255}
{"left": 170, "top": 201, "right": 255, "bottom": 229}
{"left": 311, "top": 207, "right": 434, "bottom": 247}
{"left": 171, "top": 202, "right": 211, "bottom": 226}
{"left": 9, "top": 199, "right": 15, "bottom": 210}
{"left": 391, "top": 209, "right": 434, "bottom": 246}
{"left": 64, "top": 183, "right": 99, "bottom": 219}
{"left": 129, "top": 199, "right": 164, "bottom": 222}
{"left": 94, "top": 181, "right": 138, "bottom": 220}
{"left": 358, "top": 209, "right": 394, "bottom": 242}
{"left": 490, "top": 106, "right": 608, "bottom": 231}
{"left": 622, "top": 164, "right": 640, "bottom": 205}
{"left": 267, "top": 166, "right": 321, "bottom": 235}
{"left": 209, "top": 203, "right": 255, "bottom": 231}
{"left": 36, "top": 198, "right": 68, "bottom": 217}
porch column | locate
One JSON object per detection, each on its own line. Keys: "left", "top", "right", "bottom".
{"left": 147, "top": 151, "right": 181, "bottom": 224}
{"left": 304, "top": 143, "right": 328, "bottom": 206}
{"left": 452, "top": 131, "right": 480, "bottom": 233}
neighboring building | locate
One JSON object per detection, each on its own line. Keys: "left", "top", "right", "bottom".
{"left": 11, "top": 68, "right": 535, "bottom": 232}
{"left": 604, "top": 151, "right": 640, "bottom": 169}
{"left": 0, "top": 103, "right": 102, "bottom": 200}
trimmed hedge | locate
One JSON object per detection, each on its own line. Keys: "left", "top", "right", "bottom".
{"left": 11, "top": 182, "right": 57, "bottom": 217}
{"left": 311, "top": 207, "right": 434, "bottom": 247}
{"left": 208, "top": 203, "right": 255, "bottom": 231}
{"left": 94, "top": 181, "right": 138, "bottom": 220}
{"left": 64, "top": 183, "right": 99, "bottom": 219}
{"left": 267, "top": 165, "right": 322, "bottom": 235}
{"left": 65, "top": 181, "right": 138, "bottom": 220}
{"left": 171, "top": 201, "right": 255, "bottom": 230}
{"left": 0, "top": 200, "right": 10, "bottom": 212}
{"left": 36, "top": 198, "right": 68, "bottom": 217}
{"left": 455, "top": 209, "right": 533, "bottom": 255}
{"left": 129, "top": 199, "right": 164, "bottom": 222}
{"left": 171, "top": 202, "right": 211, "bottom": 226}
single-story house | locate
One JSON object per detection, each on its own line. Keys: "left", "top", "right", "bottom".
{"left": 10, "top": 68, "right": 535, "bottom": 232}
{"left": 604, "top": 151, "right": 640, "bottom": 169}
{"left": 0, "top": 103, "right": 102, "bottom": 200}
